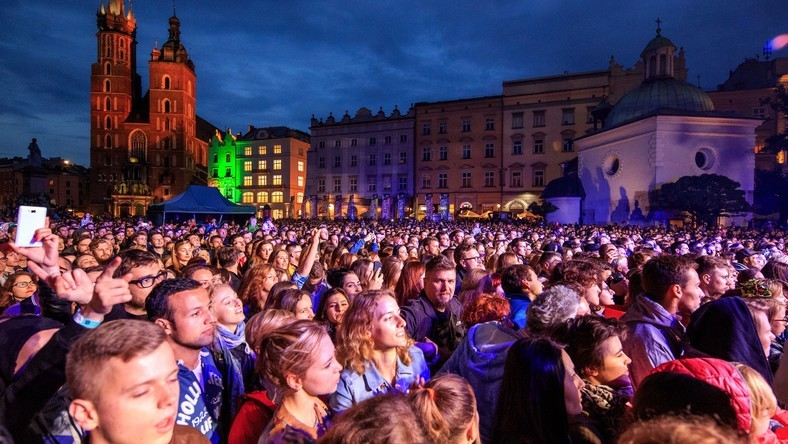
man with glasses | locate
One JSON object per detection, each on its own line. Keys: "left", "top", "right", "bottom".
{"left": 453, "top": 244, "right": 481, "bottom": 295}
{"left": 104, "top": 249, "right": 165, "bottom": 321}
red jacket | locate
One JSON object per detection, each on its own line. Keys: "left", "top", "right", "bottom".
{"left": 228, "top": 391, "right": 276, "bottom": 444}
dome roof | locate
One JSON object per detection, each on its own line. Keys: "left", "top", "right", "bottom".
{"left": 605, "top": 77, "right": 715, "bottom": 127}
{"left": 641, "top": 35, "right": 676, "bottom": 57}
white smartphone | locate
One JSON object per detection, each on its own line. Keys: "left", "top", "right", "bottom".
{"left": 15, "top": 206, "right": 47, "bottom": 247}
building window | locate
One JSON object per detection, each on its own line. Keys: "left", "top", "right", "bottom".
{"left": 422, "top": 147, "right": 432, "bottom": 161}
{"left": 462, "top": 172, "right": 472, "bottom": 188}
{"left": 106, "top": 116, "right": 112, "bottom": 129}
{"left": 438, "top": 173, "right": 448, "bottom": 188}
{"left": 257, "top": 191, "right": 268, "bottom": 203}
{"left": 297, "top": 176, "right": 304, "bottom": 187}
{"left": 259, "top": 146, "right": 267, "bottom": 155}
{"left": 318, "top": 141, "right": 325, "bottom": 149}
{"left": 213, "top": 153, "right": 218, "bottom": 163}
{"left": 349, "top": 177, "right": 358, "bottom": 192}
{"left": 258, "top": 160, "right": 267, "bottom": 170}
{"left": 439, "top": 146, "right": 448, "bottom": 161}
{"left": 367, "top": 176, "right": 377, "bottom": 192}
{"left": 533, "top": 137, "right": 545, "bottom": 154}
{"left": 586, "top": 107, "right": 595, "bottom": 123}
{"left": 273, "top": 145, "right": 282, "bottom": 154}
{"left": 163, "top": 100, "right": 171, "bottom": 113}
{"left": 485, "top": 143, "right": 495, "bottom": 158}
{"left": 399, "top": 152, "right": 407, "bottom": 164}
{"left": 244, "top": 146, "right": 252, "bottom": 156}
{"left": 351, "top": 138, "right": 358, "bottom": 147}
{"left": 513, "top": 140, "right": 523, "bottom": 155}
{"left": 242, "top": 192, "right": 254, "bottom": 203}
{"left": 318, "top": 178, "right": 325, "bottom": 192}
{"left": 163, "top": 76, "right": 171, "bottom": 89}
{"left": 512, "top": 112, "right": 524, "bottom": 129}
{"left": 383, "top": 176, "right": 392, "bottom": 191}
{"left": 533, "top": 111, "right": 545, "bottom": 127}
{"left": 257, "top": 175, "right": 266, "bottom": 186}
{"left": 318, "top": 157, "right": 325, "bottom": 168}
{"left": 273, "top": 159, "right": 282, "bottom": 170}
{"left": 462, "top": 144, "right": 471, "bottom": 159}
{"left": 533, "top": 170, "right": 545, "bottom": 187}
{"left": 272, "top": 192, "right": 284, "bottom": 203}
{"left": 244, "top": 161, "right": 252, "bottom": 172}
{"left": 400, "top": 134, "right": 407, "bottom": 143}
{"left": 422, "top": 175, "right": 431, "bottom": 189}
{"left": 562, "top": 108, "right": 575, "bottom": 125}
{"left": 384, "top": 136, "right": 392, "bottom": 144}
{"left": 225, "top": 168, "right": 232, "bottom": 177}
{"left": 226, "top": 153, "right": 232, "bottom": 162}
{"left": 273, "top": 175, "right": 282, "bottom": 185}
{"left": 484, "top": 172, "right": 495, "bottom": 187}
{"left": 243, "top": 176, "right": 252, "bottom": 186}
{"left": 369, "top": 154, "right": 376, "bottom": 166}
{"left": 399, "top": 176, "right": 407, "bottom": 191}
{"left": 369, "top": 137, "right": 376, "bottom": 145}
{"left": 485, "top": 118, "right": 495, "bottom": 130}
{"left": 562, "top": 137, "right": 573, "bottom": 152}
{"left": 384, "top": 153, "right": 392, "bottom": 165}
{"left": 439, "top": 122, "right": 447, "bottom": 134}
{"left": 104, "top": 79, "right": 111, "bottom": 92}
{"left": 333, "top": 178, "right": 341, "bottom": 192}
{"left": 334, "top": 156, "right": 341, "bottom": 167}
{"left": 335, "top": 140, "right": 341, "bottom": 148}
{"left": 753, "top": 108, "right": 766, "bottom": 118}
{"left": 297, "top": 161, "right": 304, "bottom": 172}
{"left": 350, "top": 155, "right": 357, "bottom": 167}
{"left": 462, "top": 120, "right": 471, "bottom": 132}
{"left": 511, "top": 171, "right": 523, "bottom": 188}
{"left": 422, "top": 123, "right": 431, "bottom": 135}
{"left": 211, "top": 168, "right": 218, "bottom": 178}
{"left": 105, "top": 97, "right": 111, "bottom": 111}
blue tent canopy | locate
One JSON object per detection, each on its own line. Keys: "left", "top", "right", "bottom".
{"left": 147, "top": 185, "right": 255, "bottom": 223}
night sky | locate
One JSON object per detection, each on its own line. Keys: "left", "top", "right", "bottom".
{"left": 0, "top": 0, "right": 785, "bottom": 166}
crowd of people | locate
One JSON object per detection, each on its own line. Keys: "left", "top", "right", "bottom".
{"left": 0, "top": 211, "right": 788, "bottom": 443}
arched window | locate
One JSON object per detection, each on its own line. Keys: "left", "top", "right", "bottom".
{"left": 659, "top": 54, "right": 667, "bottom": 76}
{"left": 105, "top": 116, "right": 112, "bottom": 129}
{"left": 242, "top": 192, "right": 254, "bottom": 203}
{"left": 257, "top": 192, "right": 268, "bottom": 203}
{"left": 649, "top": 55, "right": 657, "bottom": 77}
{"left": 163, "top": 100, "right": 171, "bottom": 113}
{"left": 105, "top": 63, "right": 111, "bottom": 75}
{"left": 225, "top": 153, "right": 231, "bottom": 162}
{"left": 164, "top": 118, "right": 170, "bottom": 131}
{"left": 104, "top": 79, "right": 110, "bottom": 92}
{"left": 105, "top": 97, "right": 111, "bottom": 111}
{"left": 105, "top": 134, "right": 112, "bottom": 148}
{"left": 129, "top": 130, "right": 147, "bottom": 162}
{"left": 163, "top": 76, "right": 171, "bottom": 90}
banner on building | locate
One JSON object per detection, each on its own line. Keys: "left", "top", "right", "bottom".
{"left": 425, "top": 193, "right": 434, "bottom": 221}
{"left": 369, "top": 194, "right": 378, "bottom": 219}
{"left": 439, "top": 193, "right": 450, "bottom": 221}
{"left": 335, "top": 195, "right": 343, "bottom": 220}
{"left": 397, "top": 193, "right": 406, "bottom": 219}
{"left": 347, "top": 194, "right": 356, "bottom": 220}
{"left": 382, "top": 194, "right": 391, "bottom": 220}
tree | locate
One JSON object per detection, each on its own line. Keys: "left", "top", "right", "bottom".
{"left": 652, "top": 174, "right": 750, "bottom": 226}
{"left": 527, "top": 200, "right": 559, "bottom": 218}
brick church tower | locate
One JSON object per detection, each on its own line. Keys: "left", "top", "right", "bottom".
{"left": 89, "top": 1, "right": 209, "bottom": 216}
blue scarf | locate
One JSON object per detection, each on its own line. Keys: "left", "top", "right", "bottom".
{"left": 216, "top": 321, "right": 251, "bottom": 354}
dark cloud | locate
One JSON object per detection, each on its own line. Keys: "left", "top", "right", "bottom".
{"left": 1, "top": 0, "right": 785, "bottom": 165}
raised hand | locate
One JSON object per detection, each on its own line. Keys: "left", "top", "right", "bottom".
{"left": 81, "top": 257, "right": 133, "bottom": 320}
{"left": 10, "top": 225, "right": 60, "bottom": 278}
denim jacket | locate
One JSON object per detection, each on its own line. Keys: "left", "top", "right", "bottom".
{"left": 329, "top": 346, "right": 430, "bottom": 413}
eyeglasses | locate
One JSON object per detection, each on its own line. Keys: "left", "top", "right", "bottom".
{"left": 0, "top": 257, "right": 6, "bottom": 262}
{"left": 12, "top": 281, "right": 37, "bottom": 288}
{"left": 129, "top": 271, "right": 167, "bottom": 288}
{"left": 463, "top": 256, "right": 480, "bottom": 262}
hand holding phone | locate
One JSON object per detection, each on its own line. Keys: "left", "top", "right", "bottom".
{"left": 15, "top": 206, "right": 48, "bottom": 247}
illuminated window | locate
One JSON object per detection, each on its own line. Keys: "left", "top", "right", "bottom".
{"left": 297, "top": 176, "right": 304, "bottom": 187}
{"left": 259, "top": 146, "right": 267, "bottom": 155}
{"left": 260, "top": 175, "right": 267, "bottom": 186}
{"left": 297, "top": 161, "right": 304, "bottom": 172}
{"left": 296, "top": 192, "right": 304, "bottom": 204}
{"left": 243, "top": 176, "right": 252, "bottom": 186}
{"left": 244, "top": 161, "right": 252, "bottom": 172}
{"left": 272, "top": 192, "right": 284, "bottom": 203}
{"left": 242, "top": 192, "right": 254, "bottom": 203}
{"left": 244, "top": 146, "right": 252, "bottom": 156}
{"left": 257, "top": 191, "right": 268, "bottom": 203}
{"left": 273, "top": 159, "right": 282, "bottom": 170}
{"left": 273, "top": 175, "right": 282, "bottom": 185}
{"left": 258, "top": 160, "right": 267, "bottom": 170}
{"left": 274, "top": 145, "right": 282, "bottom": 154}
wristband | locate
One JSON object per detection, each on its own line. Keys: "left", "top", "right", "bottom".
{"left": 74, "top": 309, "right": 102, "bottom": 329}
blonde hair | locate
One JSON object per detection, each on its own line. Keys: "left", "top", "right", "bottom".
{"left": 245, "top": 309, "right": 295, "bottom": 357}
{"left": 336, "top": 289, "right": 413, "bottom": 375}
{"left": 408, "top": 374, "right": 479, "bottom": 444}
{"left": 618, "top": 415, "right": 740, "bottom": 444}
{"left": 733, "top": 362, "right": 776, "bottom": 425}
{"left": 257, "top": 320, "right": 329, "bottom": 395}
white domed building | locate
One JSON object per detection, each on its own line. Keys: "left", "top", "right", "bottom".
{"left": 572, "top": 28, "right": 761, "bottom": 225}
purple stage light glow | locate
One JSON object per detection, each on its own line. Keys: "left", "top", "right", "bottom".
{"left": 768, "top": 34, "right": 788, "bottom": 51}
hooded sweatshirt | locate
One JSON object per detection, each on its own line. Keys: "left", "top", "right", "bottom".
{"left": 437, "top": 321, "right": 519, "bottom": 443}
